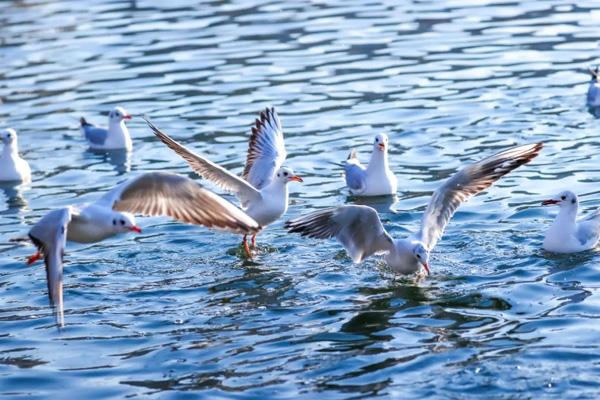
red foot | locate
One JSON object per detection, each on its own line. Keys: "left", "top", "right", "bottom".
{"left": 27, "top": 252, "right": 41, "bottom": 265}
{"left": 251, "top": 234, "right": 256, "bottom": 248}
{"left": 242, "top": 235, "right": 252, "bottom": 258}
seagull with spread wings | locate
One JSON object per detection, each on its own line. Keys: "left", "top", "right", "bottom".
{"left": 286, "top": 143, "right": 542, "bottom": 275}
{"left": 27, "top": 171, "right": 260, "bottom": 327}
{"left": 146, "top": 107, "right": 303, "bottom": 257}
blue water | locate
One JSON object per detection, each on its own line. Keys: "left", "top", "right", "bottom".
{"left": 1, "top": 0, "right": 600, "bottom": 398}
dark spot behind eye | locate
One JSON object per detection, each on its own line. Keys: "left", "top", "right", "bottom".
{"left": 561, "top": 196, "right": 566, "bottom": 200}
{"left": 112, "top": 219, "right": 116, "bottom": 225}
{"left": 572, "top": 199, "right": 576, "bottom": 204}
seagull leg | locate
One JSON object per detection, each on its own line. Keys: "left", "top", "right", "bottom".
{"left": 27, "top": 251, "right": 41, "bottom": 265}
{"left": 242, "top": 235, "right": 252, "bottom": 258}
{"left": 251, "top": 234, "right": 256, "bottom": 248}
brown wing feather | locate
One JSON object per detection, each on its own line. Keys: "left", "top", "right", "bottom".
{"left": 112, "top": 172, "right": 260, "bottom": 234}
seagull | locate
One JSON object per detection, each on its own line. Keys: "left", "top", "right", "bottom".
{"left": 80, "top": 106, "right": 133, "bottom": 151}
{"left": 286, "top": 143, "right": 543, "bottom": 275}
{"left": 145, "top": 107, "right": 303, "bottom": 257}
{"left": 0, "top": 129, "right": 31, "bottom": 183}
{"left": 344, "top": 133, "right": 397, "bottom": 196}
{"left": 27, "top": 171, "right": 260, "bottom": 327}
{"left": 587, "top": 66, "right": 600, "bottom": 107}
{"left": 541, "top": 190, "right": 600, "bottom": 253}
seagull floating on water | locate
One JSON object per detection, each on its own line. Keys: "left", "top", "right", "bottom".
{"left": 344, "top": 133, "right": 397, "bottom": 196}
{"left": 541, "top": 190, "right": 600, "bottom": 253}
{"left": 0, "top": 129, "right": 31, "bottom": 183}
{"left": 287, "top": 143, "right": 542, "bottom": 275}
{"left": 27, "top": 171, "right": 260, "bottom": 327}
{"left": 587, "top": 66, "right": 600, "bottom": 107}
{"left": 80, "top": 106, "right": 133, "bottom": 151}
{"left": 146, "top": 107, "right": 302, "bottom": 257}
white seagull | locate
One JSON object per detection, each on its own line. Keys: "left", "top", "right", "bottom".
{"left": 287, "top": 143, "right": 542, "bottom": 275}
{"left": 27, "top": 171, "right": 260, "bottom": 327}
{"left": 0, "top": 129, "right": 31, "bottom": 183}
{"left": 541, "top": 190, "right": 600, "bottom": 253}
{"left": 80, "top": 106, "right": 133, "bottom": 151}
{"left": 344, "top": 133, "right": 397, "bottom": 196}
{"left": 587, "top": 66, "right": 600, "bottom": 107}
{"left": 145, "top": 107, "right": 302, "bottom": 257}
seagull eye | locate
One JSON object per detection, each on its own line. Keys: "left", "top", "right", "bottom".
{"left": 7, "top": 133, "right": 11, "bottom": 138}
{"left": 375, "top": 138, "right": 379, "bottom": 142}
{"left": 561, "top": 196, "right": 566, "bottom": 201}
{"left": 277, "top": 173, "right": 280, "bottom": 177}
{"left": 284, "top": 172, "right": 288, "bottom": 177}
{"left": 416, "top": 254, "right": 421, "bottom": 259}
{"left": 120, "top": 220, "right": 125, "bottom": 225}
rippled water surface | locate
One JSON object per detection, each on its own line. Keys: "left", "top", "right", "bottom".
{"left": 2, "top": 0, "right": 600, "bottom": 398}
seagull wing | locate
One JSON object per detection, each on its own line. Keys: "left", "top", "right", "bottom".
{"left": 417, "top": 143, "right": 543, "bottom": 251}
{"left": 95, "top": 172, "right": 261, "bottom": 234}
{"left": 344, "top": 150, "right": 367, "bottom": 194}
{"left": 242, "top": 107, "right": 287, "bottom": 189}
{"left": 145, "top": 118, "right": 261, "bottom": 207}
{"left": 80, "top": 118, "right": 108, "bottom": 145}
{"left": 28, "top": 207, "right": 74, "bottom": 327}
{"left": 285, "top": 205, "right": 394, "bottom": 263}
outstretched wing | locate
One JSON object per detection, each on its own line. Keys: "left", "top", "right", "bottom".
{"left": 242, "top": 107, "right": 287, "bottom": 189}
{"left": 80, "top": 118, "right": 108, "bottom": 145}
{"left": 285, "top": 205, "right": 394, "bottom": 263}
{"left": 344, "top": 150, "right": 367, "bottom": 194}
{"left": 95, "top": 172, "right": 261, "bottom": 234}
{"left": 28, "top": 207, "right": 73, "bottom": 327}
{"left": 418, "top": 142, "right": 543, "bottom": 251}
{"left": 145, "top": 118, "right": 261, "bottom": 207}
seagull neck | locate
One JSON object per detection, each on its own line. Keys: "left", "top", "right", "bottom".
{"left": 109, "top": 119, "right": 126, "bottom": 132}
{"left": 367, "top": 148, "right": 388, "bottom": 171}
{"left": 2, "top": 141, "right": 18, "bottom": 158}
{"left": 554, "top": 205, "right": 578, "bottom": 227}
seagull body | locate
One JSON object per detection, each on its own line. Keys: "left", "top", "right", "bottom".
{"left": 81, "top": 106, "right": 133, "bottom": 151}
{"left": 146, "top": 107, "right": 302, "bottom": 256}
{"left": 344, "top": 133, "right": 397, "bottom": 196}
{"left": 0, "top": 129, "right": 31, "bottom": 183}
{"left": 542, "top": 191, "right": 600, "bottom": 253}
{"left": 587, "top": 67, "right": 600, "bottom": 107}
{"left": 287, "top": 143, "right": 543, "bottom": 275}
{"left": 27, "top": 171, "right": 260, "bottom": 326}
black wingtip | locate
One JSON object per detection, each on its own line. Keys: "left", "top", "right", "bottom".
{"left": 80, "top": 117, "right": 91, "bottom": 127}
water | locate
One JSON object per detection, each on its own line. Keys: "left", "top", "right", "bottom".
{"left": 1, "top": 0, "right": 600, "bottom": 398}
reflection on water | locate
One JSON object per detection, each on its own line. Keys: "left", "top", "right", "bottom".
{"left": 1, "top": 0, "right": 600, "bottom": 398}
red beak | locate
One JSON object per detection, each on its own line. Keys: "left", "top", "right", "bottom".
{"left": 422, "top": 262, "right": 430, "bottom": 275}
{"left": 378, "top": 143, "right": 385, "bottom": 151}
{"left": 289, "top": 175, "right": 303, "bottom": 183}
{"left": 541, "top": 199, "right": 560, "bottom": 206}
{"left": 123, "top": 114, "right": 132, "bottom": 120}
{"left": 130, "top": 226, "right": 142, "bottom": 233}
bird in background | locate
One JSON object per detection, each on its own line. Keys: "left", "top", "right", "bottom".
{"left": 344, "top": 133, "right": 397, "bottom": 196}
{"left": 27, "top": 171, "right": 260, "bottom": 327}
{"left": 541, "top": 190, "right": 600, "bottom": 253}
{"left": 146, "top": 107, "right": 302, "bottom": 257}
{"left": 287, "top": 143, "right": 543, "bottom": 275}
{"left": 0, "top": 128, "right": 31, "bottom": 183}
{"left": 80, "top": 106, "right": 133, "bottom": 151}
{"left": 587, "top": 66, "right": 600, "bottom": 108}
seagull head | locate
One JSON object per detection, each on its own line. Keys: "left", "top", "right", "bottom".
{"left": 412, "top": 242, "right": 430, "bottom": 275}
{"left": 111, "top": 211, "right": 142, "bottom": 234}
{"left": 1, "top": 128, "right": 17, "bottom": 146}
{"left": 542, "top": 190, "right": 578, "bottom": 209}
{"left": 276, "top": 167, "right": 303, "bottom": 184}
{"left": 109, "top": 107, "right": 132, "bottom": 124}
{"left": 374, "top": 133, "right": 388, "bottom": 152}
